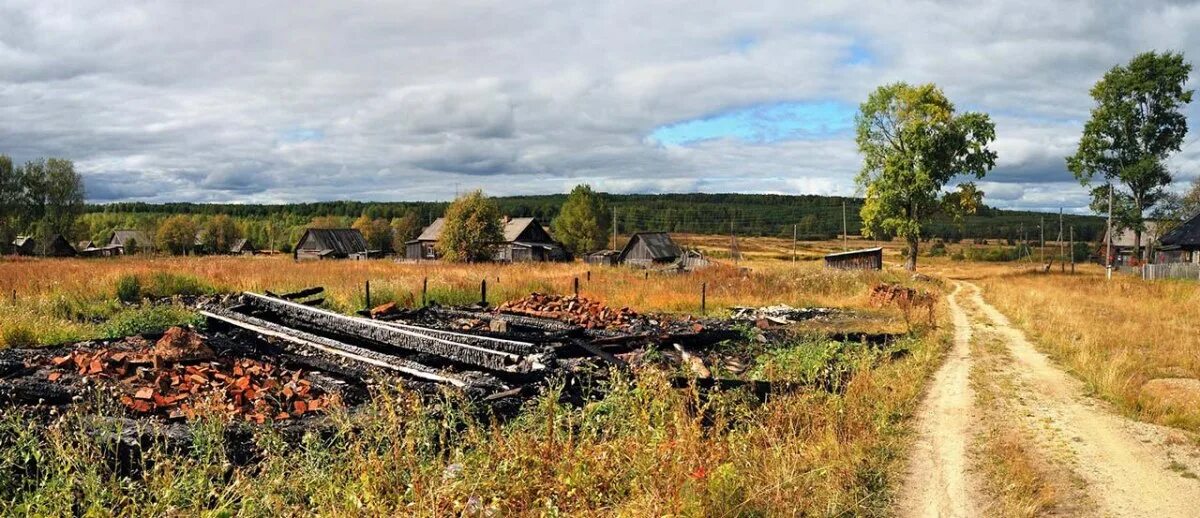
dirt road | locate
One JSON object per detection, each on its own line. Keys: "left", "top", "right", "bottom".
{"left": 897, "top": 283, "right": 980, "bottom": 517}
{"left": 899, "top": 281, "right": 1200, "bottom": 517}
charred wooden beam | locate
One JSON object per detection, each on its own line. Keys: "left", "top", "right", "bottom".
{"left": 280, "top": 286, "right": 324, "bottom": 300}
{"left": 428, "top": 307, "right": 578, "bottom": 332}
{"left": 372, "top": 320, "right": 538, "bottom": 355}
{"left": 567, "top": 339, "right": 628, "bottom": 370}
{"left": 201, "top": 308, "right": 476, "bottom": 387}
{"left": 239, "top": 293, "right": 546, "bottom": 373}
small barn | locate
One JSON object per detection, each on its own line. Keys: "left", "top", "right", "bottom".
{"left": 230, "top": 238, "right": 257, "bottom": 256}
{"left": 617, "top": 232, "right": 682, "bottom": 267}
{"left": 109, "top": 230, "right": 152, "bottom": 254}
{"left": 585, "top": 250, "right": 621, "bottom": 266}
{"left": 824, "top": 247, "right": 883, "bottom": 270}
{"left": 42, "top": 234, "right": 77, "bottom": 257}
{"left": 405, "top": 218, "right": 445, "bottom": 260}
{"left": 293, "top": 228, "right": 371, "bottom": 260}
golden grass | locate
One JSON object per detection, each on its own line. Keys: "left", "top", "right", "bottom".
{"left": 0, "top": 247, "right": 951, "bottom": 515}
{"left": 963, "top": 264, "right": 1200, "bottom": 432}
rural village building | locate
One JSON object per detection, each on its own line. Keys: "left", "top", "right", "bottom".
{"left": 406, "top": 217, "right": 566, "bottom": 262}
{"left": 616, "top": 232, "right": 682, "bottom": 267}
{"left": 1157, "top": 213, "right": 1200, "bottom": 264}
{"left": 230, "top": 238, "right": 257, "bottom": 256}
{"left": 1098, "top": 223, "right": 1161, "bottom": 266}
{"left": 11, "top": 234, "right": 77, "bottom": 257}
{"left": 584, "top": 250, "right": 621, "bottom": 266}
{"left": 293, "top": 228, "right": 373, "bottom": 260}
{"left": 824, "top": 247, "right": 883, "bottom": 270}
{"left": 108, "top": 230, "right": 153, "bottom": 254}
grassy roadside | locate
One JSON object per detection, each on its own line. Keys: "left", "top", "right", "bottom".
{"left": 973, "top": 266, "right": 1200, "bottom": 432}
{"left": 0, "top": 255, "right": 949, "bottom": 515}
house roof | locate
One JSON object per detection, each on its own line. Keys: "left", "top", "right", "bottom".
{"left": 824, "top": 247, "right": 883, "bottom": 259}
{"left": 110, "top": 230, "right": 151, "bottom": 247}
{"left": 503, "top": 217, "right": 539, "bottom": 242}
{"left": 1102, "top": 222, "right": 1161, "bottom": 248}
{"left": 296, "top": 228, "right": 369, "bottom": 255}
{"left": 415, "top": 216, "right": 547, "bottom": 243}
{"left": 77, "top": 241, "right": 96, "bottom": 250}
{"left": 12, "top": 236, "right": 33, "bottom": 247}
{"left": 231, "top": 238, "right": 253, "bottom": 252}
{"left": 619, "top": 232, "right": 682, "bottom": 261}
{"left": 416, "top": 218, "right": 446, "bottom": 241}
{"left": 1161, "top": 213, "right": 1200, "bottom": 248}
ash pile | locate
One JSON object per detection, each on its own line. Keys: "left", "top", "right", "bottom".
{"left": 0, "top": 288, "right": 752, "bottom": 425}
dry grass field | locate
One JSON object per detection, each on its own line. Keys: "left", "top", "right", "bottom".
{"left": 0, "top": 242, "right": 950, "bottom": 515}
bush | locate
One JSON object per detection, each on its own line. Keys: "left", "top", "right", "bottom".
{"left": 102, "top": 306, "right": 202, "bottom": 338}
{"left": 115, "top": 274, "right": 141, "bottom": 303}
{"left": 0, "top": 325, "right": 38, "bottom": 348}
{"left": 144, "top": 273, "right": 215, "bottom": 299}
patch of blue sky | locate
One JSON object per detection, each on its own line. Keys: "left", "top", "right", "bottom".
{"left": 650, "top": 101, "right": 856, "bottom": 145}
{"left": 844, "top": 41, "right": 873, "bottom": 66}
{"left": 278, "top": 127, "right": 325, "bottom": 143}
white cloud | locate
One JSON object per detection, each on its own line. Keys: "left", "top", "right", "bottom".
{"left": 0, "top": 0, "right": 1197, "bottom": 213}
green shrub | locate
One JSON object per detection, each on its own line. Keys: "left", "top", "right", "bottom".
{"left": 115, "top": 274, "right": 141, "bottom": 303}
{"left": 143, "top": 273, "right": 215, "bottom": 299}
{"left": 102, "top": 306, "right": 201, "bottom": 338}
{"left": 0, "top": 325, "right": 38, "bottom": 348}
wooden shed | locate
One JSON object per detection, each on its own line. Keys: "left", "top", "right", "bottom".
{"left": 11, "top": 236, "right": 36, "bottom": 256}
{"left": 1157, "top": 213, "right": 1200, "bottom": 264}
{"left": 293, "top": 228, "right": 371, "bottom": 260}
{"left": 824, "top": 247, "right": 883, "bottom": 270}
{"left": 42, "top": 234, "right": 77, "bottom": 257}
{"left": 617, "top": 232, "right": 682, "bottom": 267}
{"left": 406, "top": 216, "right": 566, "bottom": 262}
{"left": 585, "top": 250, "right": 620, "bottom": 266}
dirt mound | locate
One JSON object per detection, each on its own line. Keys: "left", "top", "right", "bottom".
{"left": 1140, "top": 378, "right": 1200, "bottom": 414}
{"left": 498, "top": 293, "right": 642, "bottom": 330}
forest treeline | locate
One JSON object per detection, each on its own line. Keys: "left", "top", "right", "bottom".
{"left": 82, "top": 192, "right": 1107, "bottom": 253}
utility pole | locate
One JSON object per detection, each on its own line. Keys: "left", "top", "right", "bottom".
{"left": 611, "top": 207, "right": 617, "bottom": 250}
{"left": 1059, "top": 208, "right": 1065, "bottom": 273}
{"left": 842, "top": 201, "right": 848, "bottom": 251}
{"left": 1106, "top": 182, "right": 1114, "bottom": 278}
{"left": 1070, "top": 226, "right": 1075, "bottom": 274}
{"left": 730, "top": 212, "right": 739, "bottom": 266}
{"left": 1040, "top": 216, "right": 1045, "bottom": 265}
{"left": 792, "top": 223, "right": 797, "bottom": 263}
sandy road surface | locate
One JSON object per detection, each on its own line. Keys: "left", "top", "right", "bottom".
{"left": 899, "top": 281, "right": 1200, "bottom": 517}
{"left": 897, "top": 283, "right": 980, "bottom": 517}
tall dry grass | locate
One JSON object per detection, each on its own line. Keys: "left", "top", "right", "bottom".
{"left": 973, "top": 264, "right": 1200, "bottom": 431}
{"left": 0, "top": 253, "right": 950, "bottom": 515}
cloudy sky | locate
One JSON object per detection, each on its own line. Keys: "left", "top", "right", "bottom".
{"left": 1, "top": 1, "right": 1199, "bottom": 212}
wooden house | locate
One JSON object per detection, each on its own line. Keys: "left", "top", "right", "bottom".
{"left": 824, "top": 247, "right": 883, "bottom": 270}
{"left": 293, "top": 228, "right": 372, "bottom": 260}
{"left": 11, "top": 236, "right": 35, "bottom": 256}
{"left": 1098, "top": 223, "right": 1161, "bottom": 266}
{"left": 230, "top": 238, "right": 257, "bottom": 256}
{"left": 109, "top": 230, "right": 153, "bottom": 254}
{"left": 1157, "top": 213, "right": 1200, "bottom": 264}
{"left": 406, "top": 217, "right": 566, "bottom": 262}
{"left": 617, "top": 232, "right": 682, "bottom": 267}
{"left": 42, "top": 234, "right": 77, "bottom": 257}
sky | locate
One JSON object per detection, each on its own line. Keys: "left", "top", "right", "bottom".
{"left": 1, "top": 1, "right": 1199, "bottom": 213}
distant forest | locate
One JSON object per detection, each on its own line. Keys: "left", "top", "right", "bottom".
{"left": 87, "top": 193, "right": 1107, "bottom": 248}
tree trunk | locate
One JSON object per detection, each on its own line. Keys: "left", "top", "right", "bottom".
{"left": 1133, "top": 229, "right": 1142, "bottom": 264}
{"left": 905, "top": 235, "right": 918, "bottom": 271}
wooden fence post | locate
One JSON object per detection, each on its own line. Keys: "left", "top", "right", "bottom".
{"left": 480, "top": 279, "right": 487, "bottom": 306}
{"left": 586, "top": 270, "right": 591, "bottom": 282}
{"left": 421, "top": 277, "right": 428, "bottom": 307}
{"left": 364, "top": 280, "right": 371, "bottom": 310}
{"left": 573, "top": 277, "right": 579, "bottom": 298}
{"left": 701, "top": 282, "right": 706, "bottom": 315}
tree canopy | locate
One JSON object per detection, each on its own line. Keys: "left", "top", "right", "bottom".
{"left": 552, "top": 184, "right": 609, "bottom": 255}
{"left": 1067, "top": 51, "right": 1193, "bottom": 260}
{"left": 436, "top": 190, "right": 504, "bottom": 262}
{"left": 156, "top": 215, "right": 199, "bottom": 255}
{"left": 203, "top": 214, "right": 242, "bottom": 253}
{"left": 855, "top": 82, "right": 997, "bottom": 270}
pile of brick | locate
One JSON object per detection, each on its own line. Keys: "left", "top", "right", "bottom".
{"left": 45, "top": 327, "right": 329, "bottom": 423}
{"left": 498, "top": 293, "right": 642, "bottom": 330}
